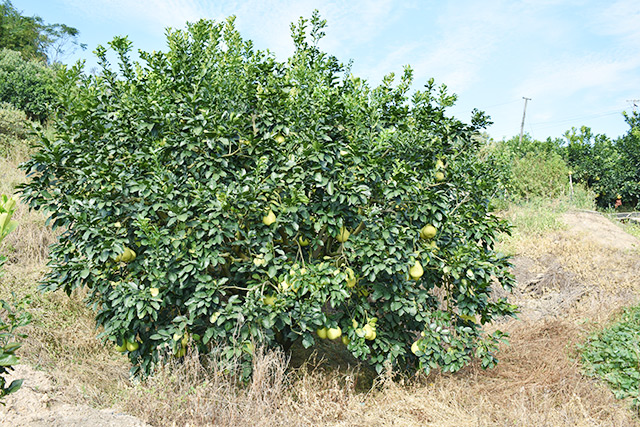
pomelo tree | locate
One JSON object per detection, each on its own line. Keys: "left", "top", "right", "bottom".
{"left": 20, "top": 13, "right": 516, "bottom": 377}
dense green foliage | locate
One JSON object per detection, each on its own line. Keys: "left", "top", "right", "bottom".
{"left": 0, "top": 48, "right": 55, "bottom": 122}
{"left": 21, "top": 14, "right": 517, "bottom": 377}
{"left": 561, "top": 126, "right": 626, "bottom": 208}
{"left": 0, "top": 195, "right": 29, "bottom": 403}
{"left": 511, "top": 151, "right": 569, "bottom": 200}
{"left": 580, "top": 304, "right": 640, "bottom": 412}
{"left": 493, "top": 115, "right": 640, "bottom": 209}
{"left": 0, "top": 0, "right": 85, "bottom": 63}
{"left": 611, "top": 113, "right": 640, "bottom": 208}
{"left": 489, "top": 134, "right": 571, "bottom": 201}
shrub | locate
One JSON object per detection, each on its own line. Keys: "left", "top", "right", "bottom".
{"left": 580, "top": 304, "right": 640, "bottom": 411}
{"left": 20, "top": 14, "right": 517, "bottom": 377}
{"left": 0, "top": 102, "right": 35, "bottom": 157}
{"left": 0, "top": 48, "right": 55, "bottom": 122}
{"left": 561, "top": 123, "right": 640, "bottom": 209}
{"left": 510, "top": 151, "right": 570, "bottom": 200}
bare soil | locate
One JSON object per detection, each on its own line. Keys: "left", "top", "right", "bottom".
{"left": 0, "top": 365, "right": 149, "bottom": 426}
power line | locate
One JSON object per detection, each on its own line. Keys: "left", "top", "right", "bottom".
{"left": 529, "top": 109, "right": 624, "bottom": 128}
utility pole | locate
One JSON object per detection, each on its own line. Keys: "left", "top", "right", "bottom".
{"left": 519, "top": 97, "right": 531, "bottom": 144}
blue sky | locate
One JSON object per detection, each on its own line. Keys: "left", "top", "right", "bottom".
{"left": 16, "top": 0, "right": 640, "bottom": 141}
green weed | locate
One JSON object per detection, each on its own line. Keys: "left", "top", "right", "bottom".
{"left": 579, "top": 305, "right": 640, "bottom": 412}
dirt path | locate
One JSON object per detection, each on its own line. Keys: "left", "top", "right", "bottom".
{"left": 562, "top": 210, "right": 639, "bottom": 251}
{"left": 0, "top": 365, "right": 149, "bottom": 427}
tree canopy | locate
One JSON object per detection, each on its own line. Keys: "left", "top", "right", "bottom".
{"left": 0, "top": 0, "right": 85, "bottom": 63}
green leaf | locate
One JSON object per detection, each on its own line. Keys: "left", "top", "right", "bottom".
{"left": 5, "top": 379, "right": 23, "bottom": 395}
{"left": 0, "top": 354, "right": 19, "bottom": 366}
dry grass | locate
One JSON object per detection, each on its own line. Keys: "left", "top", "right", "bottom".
{"left": 0, "top": 152, "right": 128, "bottom": 408}
{"left": 117, "top": 316, "right": 638, "bottom": 426}
{"left": 394, "top": 318, "right": 636, "bottom": 427}
{"left": 0, "top": 154, "right": 58, "bottom": 267}
{"left": 0, "top": 262, "right": 131, "bottom": 407}
{"left": 123, "top": 347, "right": 360, "bottom": 426}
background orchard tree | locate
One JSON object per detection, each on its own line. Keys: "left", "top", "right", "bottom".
{"left": 20, "top": 12, "right": 517, "bottom": 377}
{"left": 0, "top": 0, "right": 86, "bottom": 63}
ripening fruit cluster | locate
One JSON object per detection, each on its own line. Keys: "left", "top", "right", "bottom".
{"left": 115, "top": 337, "right": 139, "bottom": 353}
{"left": 114, "top": 246, "right": 136, "bottom": 263}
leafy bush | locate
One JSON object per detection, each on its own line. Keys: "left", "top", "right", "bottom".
{"left": 0, "top": 297, "right": 30, "bottom": 403}
{"left": 614, "top": 113, "right": 640, "bottom": 208}
{"left": 488, "top": 134, "right": 572, "bottom": 202}
{"left": 0, "top": 195, "right": 30, "bottom": 403}
{"left": 510, "top": 151, "right": 570, "bottom": 200}
{"left": 0, "top": 48, "right": 55, "bottom": 122}
{"left": 0, "top": 102, "right": 35, "bottom": 157}
{"left": 580, "top": 304, "right": 640, "bottom": 411}
{"left": 20, "top": 14, "right": 516, "bottom": 377}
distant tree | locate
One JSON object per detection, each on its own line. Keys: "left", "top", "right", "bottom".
{"left": 489, "top": 133, "right": 570, "bottom": 201}
{"left": 0, "top": 0, "right": 85, "bottom": 63}
{"left": 560, "top": 123, "right": 640, "bottom": 209}
{"left": 0, "top": 49, "right": 55, "bottom": 121}
{"left": 615, "top": 111, "right": 640, "bottom": 208}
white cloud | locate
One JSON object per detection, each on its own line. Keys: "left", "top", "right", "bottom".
{"left": 228, "top": 0, "right": 409, "bottom": 60}
{"left": 377, "top": 0, "right": 518, "bottom": 91}
{"left": 592, "top": 0, "right": 640, "bottom": 45}
{"left": 56, "top": 0, "right": 640, "bottom": 141}
{"left": 516, "top": 55, "right": 640, "bottom": 99}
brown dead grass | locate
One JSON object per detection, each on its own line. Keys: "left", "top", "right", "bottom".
{"left": 123, "top": 347, "right": 360, "bottom": 426}
{"left": 385, "top": 318, "right": 636, "bottom": 427}
{"left": 0, "top": 154, "right": 59, "bottom": 267}
{"left": 0, "top": 153, "right": 127, "bottom": 407}
{"left": 0, "top": 263, "right": 130, "bottom": 408}
{"left": 120, "top": 316, "right": 638, "bottom": 426}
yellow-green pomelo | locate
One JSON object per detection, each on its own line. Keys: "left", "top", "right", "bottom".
{"left": 336, "top": 226, "right": 350, "bottom": 243}
{"left": 263, "top": 295, "right": 276, "bottom": 306}
{"left": 345, "top": 267, "right": 357, "bottom": 288}
{"left": 363, "top": 324, "right": 376, "bottom": 340}
{"left": 409, "top": 260, "right": 424, "bottom": 280}
{"left": 327, "top": 327, "right": 342, "bottom": 340}
{"left": 263, "top": 209, "right": 276, "bottom": 226}
{"left": 120, "top": 247, "right": 136, "bottom": 263}
{"left": 420, "top": 224, "right": 437, "bottom": 240}
{"left": 317, "top": 327, "right": 328, "bottom": 339}
{"left": 411, "top": 341, "right": 420, "bottom": 355}
{"left": 115, "top": 340, "right": 127, "bottom": 352}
